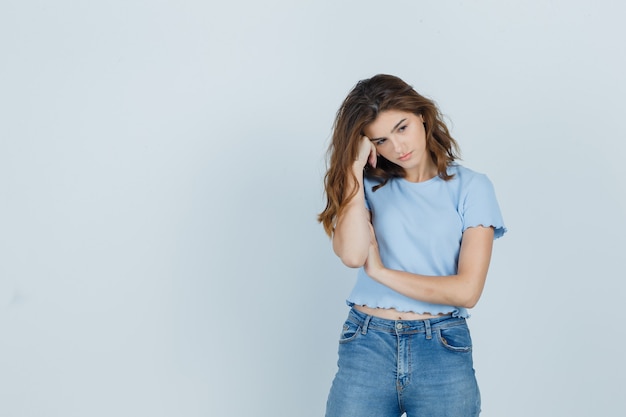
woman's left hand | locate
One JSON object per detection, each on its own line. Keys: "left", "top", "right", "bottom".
{"left": 364, "top": 223, "right": 385, "bottom": 279}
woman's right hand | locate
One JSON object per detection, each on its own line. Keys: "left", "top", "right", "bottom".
{"left": 354, "top": 136, "right": 377, "bottom": 170}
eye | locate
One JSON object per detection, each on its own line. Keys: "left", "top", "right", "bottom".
{"left": 374, "top": 139, "right": 387, "bottom": 146}
{"left": 398, "top": 125, "right": 407, "bottom": 132}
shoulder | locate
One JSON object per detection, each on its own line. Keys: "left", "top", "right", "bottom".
{"left": 445, "top": 164, "right": 499, "bottom": 204}
{"left": 448, "top": 164, "right": 493, "bottom": 189}
{"left": 450, "top": 165, "right": 507, "bottom": 238}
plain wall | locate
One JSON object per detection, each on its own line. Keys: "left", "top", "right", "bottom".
{"left": 1, "top": 1, "right": 625, "bottom": 416}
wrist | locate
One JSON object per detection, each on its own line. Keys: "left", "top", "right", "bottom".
{"left": 365, "top": 263, "right": 385, "bottom": 281}
{"left": 375, "top": 266, "right": 387, "bottom": 281}
{"left": 352, "top": 160, "right": 366, "bottom": 173}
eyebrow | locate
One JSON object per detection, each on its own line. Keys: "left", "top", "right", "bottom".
{"left": 369, "top": 118, "right": 407, "bottom": 142}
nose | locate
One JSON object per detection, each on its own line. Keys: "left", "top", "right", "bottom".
{"left": 391, "top": 137, "right": 404, "bottom": 154}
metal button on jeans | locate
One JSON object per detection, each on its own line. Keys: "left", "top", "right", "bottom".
{"left": 396, "top": 322, "right": 403, "bottom": 330}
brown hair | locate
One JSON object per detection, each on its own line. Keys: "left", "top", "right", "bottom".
{"left": 318, "top": 74, "right": 461, "bottom": 236}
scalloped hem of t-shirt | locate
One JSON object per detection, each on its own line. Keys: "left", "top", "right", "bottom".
{"left": 346, "top": 300, "right": 468, "bottom": 318}
{"left": 464, "top": 223, "right": 507, "bottom": 239}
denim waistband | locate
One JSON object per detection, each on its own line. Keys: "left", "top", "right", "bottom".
{"left": 347, "top": 307, "right": 466, "bottom": 335}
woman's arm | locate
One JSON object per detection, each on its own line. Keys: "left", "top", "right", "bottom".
{"left": 364, "top": 226, "right": 495, "bottom": 308}
{"left": 332, "top": 137, "right": 377, "bottom": 268}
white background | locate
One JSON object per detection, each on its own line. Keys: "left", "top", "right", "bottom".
{"left": 1, "top": 1, "right": 625, "bottom": 416}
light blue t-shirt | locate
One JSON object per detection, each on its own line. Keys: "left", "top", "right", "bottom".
{"left": 347, "top": 164, "right": 507, "bottom": 318}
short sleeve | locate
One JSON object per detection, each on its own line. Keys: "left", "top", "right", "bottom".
{"left": 462, "top": 174, "right": 507, "bottom": 239}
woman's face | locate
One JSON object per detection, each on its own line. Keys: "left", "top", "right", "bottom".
{"left": 364, "top": 110, "right": 435, "bottom": 182}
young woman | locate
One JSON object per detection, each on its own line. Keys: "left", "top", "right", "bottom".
{"left": 318, "top": 74, "right": 506, "bottom": 417}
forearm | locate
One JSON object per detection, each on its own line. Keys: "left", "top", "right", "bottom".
{"left": 364, "top": 226, "right": 494, "bottom": 308}
{"left": 370, "top": 269, "right": 483, "bottom": 309}
{"left": 332, "top": 166, "right": 371, "bottom": 268}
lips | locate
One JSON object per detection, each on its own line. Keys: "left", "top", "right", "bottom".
{"left": 398, "top": 152, "right": 412, "bottom": 161}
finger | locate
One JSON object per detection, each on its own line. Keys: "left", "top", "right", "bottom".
{"left": 368, "top": 154, "right": 376, "bottom": 168}
{"left": 368, "top": 143, "right": 377, "bottom": 168}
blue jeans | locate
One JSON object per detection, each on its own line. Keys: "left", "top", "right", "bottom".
{"left": 325, "top": 308, "right": 481, "bottom": 417}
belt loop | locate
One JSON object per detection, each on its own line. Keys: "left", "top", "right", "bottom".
{"left": 424, "top": 319, "right": 432, "bottom": 340}
{"left": 361, "top": 315, "right": 372, "bottom": 335}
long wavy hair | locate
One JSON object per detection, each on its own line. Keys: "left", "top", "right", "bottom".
{"left": 318, "top": 74, "right": 461, "bottom": 236}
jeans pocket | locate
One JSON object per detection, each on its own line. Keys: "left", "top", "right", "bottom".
{"left": 437, "top": 324, "right": 472, "bottom": 352}
{"left": 338, "top": 320, "right": 361, "bottom": 344}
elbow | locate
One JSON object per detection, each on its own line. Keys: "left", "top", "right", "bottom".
{"left": 460, "top": 298, "right": 479, "bottom": 309}
{"left": 453, "top": 273, "right": 486, "bottom": 309}
{"left": 457, "top": 292, "right": 482, "bottom": 309}
{"left": 332, "top": 238, "right": 368, "bottom": 268}
{"left": 338, "top": 252, "right": 367, "bottom": 269}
